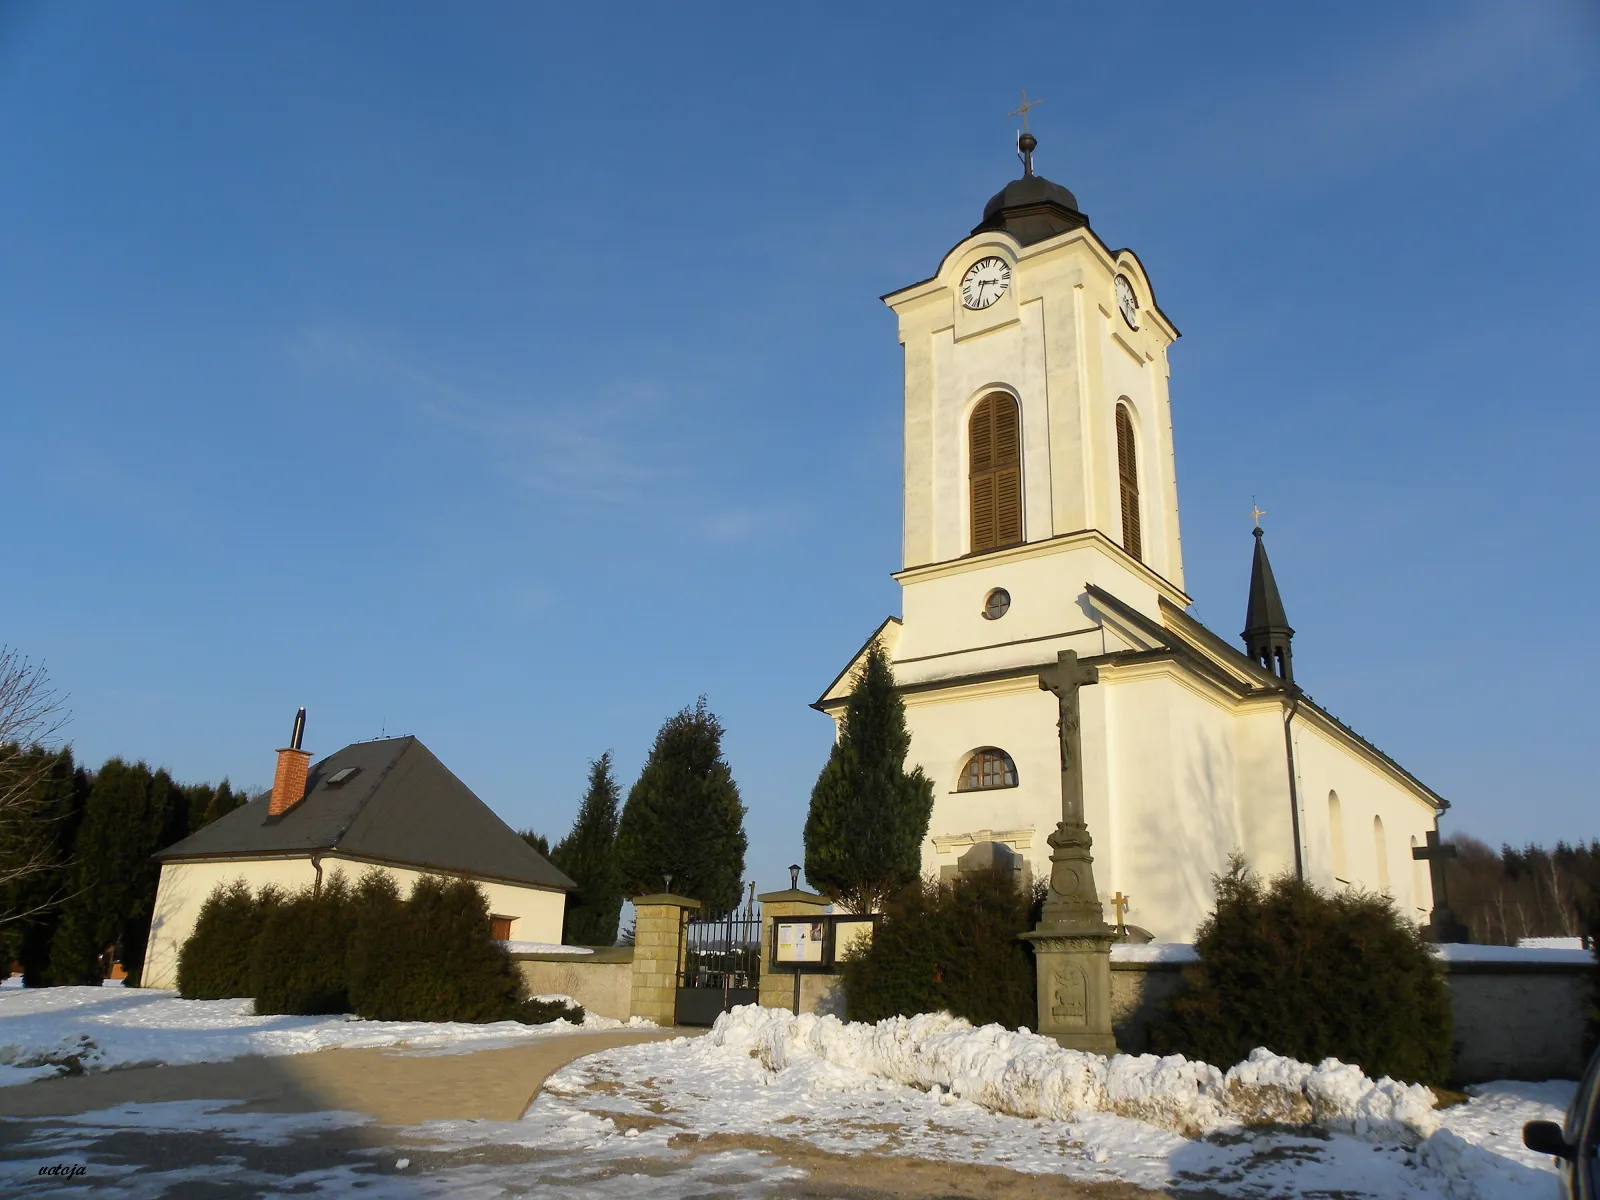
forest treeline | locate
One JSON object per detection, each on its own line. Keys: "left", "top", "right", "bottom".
{"left": 0, "top": 742, "right": 251, "bottom": 986}
{"left": 1447, "top": 835, "right": 1600, "bottom": 945}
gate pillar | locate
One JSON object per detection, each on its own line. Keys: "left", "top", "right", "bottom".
{"left": 629, "top": 893, "right": 701, "bottom": 1026}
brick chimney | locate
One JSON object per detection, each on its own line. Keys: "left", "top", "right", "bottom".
{"left": 268, "top": 707, "right": 311, "bottom": 817}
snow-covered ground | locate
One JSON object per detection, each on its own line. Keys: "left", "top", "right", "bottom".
{"left": 0, "top": 992, "right": 1578, "bottom": 1198}
{"left": 0, "top": 986, "right": 647, "bottom": 1086}
{"left": 522, "top": 1007, "right": 1574, "bottom": 1199}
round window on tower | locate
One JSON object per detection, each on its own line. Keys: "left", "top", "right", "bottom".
{"left": 982, "top": 588, "right": 1011, "bottom": 620}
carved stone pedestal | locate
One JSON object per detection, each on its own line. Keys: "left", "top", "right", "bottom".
{"left": 1020, "top": 925, "right": 1117, "bottom": 1054}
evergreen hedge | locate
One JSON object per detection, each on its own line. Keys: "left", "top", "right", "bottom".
{"left": 347, "top": 875, "right": 524, "bottom": 1023}
{"left": 174, "top": 870, "right": 578, "bottom": 1025}
{"left": 250, "top": 874, "right": 356, "bottom": 1016}
{"left": 841, "top": 869, "right": 1041, "bottom": 1030}
{"left": 176, "top": 879, "right": 261, "bottom": 1000}
{"left": 1149, "top": 856, "right": 1453, "bottom": 1085}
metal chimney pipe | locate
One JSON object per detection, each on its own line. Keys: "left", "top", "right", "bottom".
{"left": 290, "top": 707, "right": 306, "bottom": 751}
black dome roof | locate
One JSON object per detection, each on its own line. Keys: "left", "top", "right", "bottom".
{"left": 972, "top": 135, "right": 1088, "bottom": 246}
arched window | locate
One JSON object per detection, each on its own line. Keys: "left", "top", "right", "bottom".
{"left": 957, "top": 748, "right": 1018, "bottom": 791}
{"left": 1328, "top": 791, "right": 1347, "bottom": 881}
{"left": 969, "top": 393, "right": 1022, "bottom": 553}
{"left": 1115, "top": 403, "right": 1142, "bottom": 561}
{"left": 1373, "top": 816, "right": 1390, "bottom": 894}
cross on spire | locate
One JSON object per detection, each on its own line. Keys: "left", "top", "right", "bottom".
{"left": 1008, "top": 89, "right": 1044, "bottom": 133}
{"left": 1008, "top": 90, "right": 1043, "bottom": 177}
{"left": 1251, "top": 499, "right": 1267, "bottom": 529}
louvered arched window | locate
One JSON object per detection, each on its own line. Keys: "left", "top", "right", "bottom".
{"left": 957, "top": 748, "right": 1018, "bottom": 791}
{"left": 969, "top": 393, "right": 1022, "bottom": 554}
{"left": 1115, "top": 404, "right": 1142, "bottom": 561}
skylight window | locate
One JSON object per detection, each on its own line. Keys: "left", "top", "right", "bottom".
{"left": 326, "top": 766, "right": 361, "bottom": 787}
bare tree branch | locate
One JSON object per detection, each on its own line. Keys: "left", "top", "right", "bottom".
{"left": 0, "top": 648, "right": 73, "bottom": 923}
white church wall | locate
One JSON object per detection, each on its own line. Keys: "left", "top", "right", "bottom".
{"left": 1287, "top": 720, "right": 1437, "bottom": 919}
{"left": 1100, "top": 670, "right": 1246, "bottom": 941}
{"left": 142, "top": 855, "right": 567, "bottom": 991}
{"left": 1095, "top": 313, "right": 1178, "bottom": 584}
{"left": 1232, "top": 704, "right": 1302, "bottom": 881}
{"left": 906, "top": 680, "right": 1062, "bottom": 887}
{"left": 894, "top": 538, "right": 1183, "bottom": 672}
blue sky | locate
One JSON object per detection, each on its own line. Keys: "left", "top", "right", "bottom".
{"left": 2, "top": 2, "right": 1596, "bottom": 891}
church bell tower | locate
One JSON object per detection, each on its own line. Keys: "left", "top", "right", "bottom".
{"left": 882, "top": 130, "right": 1188, "bottom": 666}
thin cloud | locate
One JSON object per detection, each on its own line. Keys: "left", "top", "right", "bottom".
{"left": 288, "top": 325, "right": 679, "bottom": 505}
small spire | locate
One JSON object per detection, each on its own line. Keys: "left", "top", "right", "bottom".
{"left": 1243, "top": 525, "right": 1294, "bottom": 684}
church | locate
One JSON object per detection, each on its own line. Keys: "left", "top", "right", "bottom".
{"left": 815, "top": 129, "right": 1446, "bottom": 943}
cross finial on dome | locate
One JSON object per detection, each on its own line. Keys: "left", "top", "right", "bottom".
{"left": 1008, "top": 90, "right": 1043, "bottom": 177}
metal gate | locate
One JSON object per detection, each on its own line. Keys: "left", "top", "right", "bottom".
{"left": 674, "top": 888, "right": 761, "bottom": 1026}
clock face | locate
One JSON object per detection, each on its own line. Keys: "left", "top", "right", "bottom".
{"left": 1115, "top": 274, "right": 1139, "bottom": 329}
{"left": 961, "top": 257, "right": 1011, "bottom": 310}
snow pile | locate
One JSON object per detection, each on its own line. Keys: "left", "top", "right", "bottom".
{"left": 1516, "top": 936, "right": 1588, "bottom": 951}
{"left": 706, "top": 1005, "right": 1439, "bottom": 1142}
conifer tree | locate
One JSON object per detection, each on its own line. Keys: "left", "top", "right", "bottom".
{"left": 49, "top": 760, "right": 186, "bottom": 985}
{"left": 519, "top": 830, "right": 550, "bottom": 857}
{"left": 551, "top": 751, "right": 623, "bottom": 945}
{"left": 615, "top": 699, "right": 747, "bottom": 915}
{"left": 803, "top": 640, "right": 934, "bottom": 914}
{"left": 0, "top": 746, "right": 89, "bottom": 983}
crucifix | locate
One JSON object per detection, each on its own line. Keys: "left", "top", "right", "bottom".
{"left": 1023, "top": 648, "right": 1117, "bottom": 1053}
{"left": 1039, "top": 649, "right": 1099, "bottom": 826}
{"left": 1111, "top": 892, "right": 1130, "bottom": 933}
{"left": 1411, "top": 829, "right": 1468, "bottom": 942}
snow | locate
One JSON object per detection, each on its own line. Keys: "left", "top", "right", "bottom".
{"left": 1107, "top": 941, "right": 1596, "bottom": 966}
{"left": 1517, "top": 936, "right": 1590, "bottom": 951}
{"left": 518, "top": 1007, "right": 1575, "bottom": 1198}
{"left": 703, "top": 1005, "right": 1441, "bottom": 1142}
{"left": 1433, "top": 943, "right": 1594, "bottom": 965}
{"left": 0, "top": 992, "right": 1575, "bottom": 1197}
{"left": 0, "top": 986, "right": 628, "bottom": 1085}
{"left": 1109, "top": 941, "right": 1198, "bottom": 963}
{"left": 500, "top": 941, "right": 595, "bottom": 955}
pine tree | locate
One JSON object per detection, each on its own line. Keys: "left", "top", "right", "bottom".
{"left": 615, "top": 699, "right": 747, "bottom": 915}
{"left": 550, "top": 751, "right": 623, "bottom": 945}
{"left": 803, "top": 640, "right": 934, "bottom": 914}
{"left": 49, "top": 759, "right": 186, "bottom": 986}
{"left": 520, "top": 830, "right": 550, "bottom": 857}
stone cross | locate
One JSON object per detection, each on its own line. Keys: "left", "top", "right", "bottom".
{"left": 1038, "top": 650, "right": 1099, "bottom": 826}
{"left": 1411, "top": 829, "right": 1468, "bottom": 941}
{"left": 1411, "top": 830, "right": 1456, "bottom": 909}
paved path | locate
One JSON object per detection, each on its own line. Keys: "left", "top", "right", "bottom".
{"left": 0, "top": 1029, "right": 684, "bottom": 1125}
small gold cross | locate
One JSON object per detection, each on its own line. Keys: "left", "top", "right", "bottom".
{"left": 1008, "top": 89, "right": 1043, "bottom": 133}
{"left": 1111, "top": 891, "right": 1130, "bottom": 929}
{"left": 1250, "top": 500, "right": 1267, "bottom": 529}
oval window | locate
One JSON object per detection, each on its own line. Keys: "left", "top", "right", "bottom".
{"left": 983, "top": 588, "right": 1011, "bottom": 620}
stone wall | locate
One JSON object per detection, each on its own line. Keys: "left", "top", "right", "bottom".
{"left": 512, "top": 949, "right": 633, "bottom": 1023}
{"left": 1446, "top": 957, "right": 1594, "bottom": 1084}
{"left": 1108, "top": 952, "right": 1596, "bottom": 1083}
